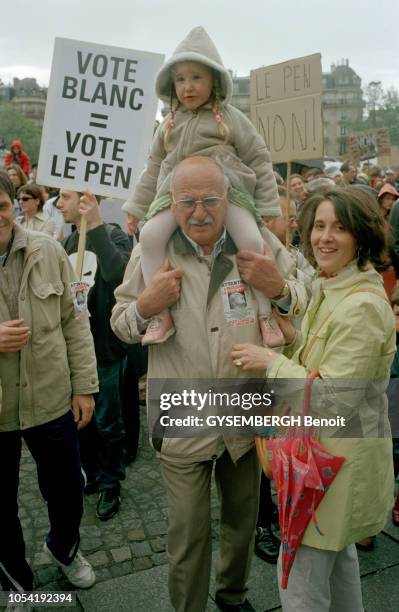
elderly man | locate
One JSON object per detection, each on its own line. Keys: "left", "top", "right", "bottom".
{"left": 0, "top": 171, "right": 98, "bottom": 597}
{"left": 111, "top": 157, "right": 307, "bottom": 612}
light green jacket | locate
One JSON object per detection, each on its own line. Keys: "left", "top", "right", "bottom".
{"left": 0, "top": 226, "right": 99, "bottom": 431}
{"left": 268, "top": 261, "right": 396, "bottom": 550}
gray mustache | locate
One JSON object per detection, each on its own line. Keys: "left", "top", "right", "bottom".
{"left": 188, "top": 218, "right": 213, "bottom": 226}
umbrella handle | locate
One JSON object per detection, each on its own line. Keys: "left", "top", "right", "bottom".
{"left": 302, "top": 371, "right": 320, "bottom": 418}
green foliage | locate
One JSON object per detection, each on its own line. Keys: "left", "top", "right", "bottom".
{"left": 344, "top": 84, "right": 399, "bottom": 148}
{"left": 0, "top": 103, "right": 42, "bottom": 163}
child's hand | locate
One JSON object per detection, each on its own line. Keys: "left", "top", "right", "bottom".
{"left": 137, "top": 259, "right": 184, "bottom": 319}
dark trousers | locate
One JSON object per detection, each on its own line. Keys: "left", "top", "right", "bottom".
{"left": 79, "top": 360, "right": 125, "bottom": 491}
{"left": 0, "top": 411, "right": 84, "bottom": 591}
{"left": 257, "top": 472, "right": 276, "bottom": 529}
{"left": 120, "top": 353, "right": 141, "bottom": 459}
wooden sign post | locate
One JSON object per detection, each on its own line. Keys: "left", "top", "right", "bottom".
{"left": 250, "top": 54, "right": 324, "bottom": 249}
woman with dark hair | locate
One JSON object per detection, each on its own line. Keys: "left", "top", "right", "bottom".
{"left": 231, "top": 188, "right": 396, "bottom": 611}
{"left": 16, "top": 183, "right": 55, "bottom": 236}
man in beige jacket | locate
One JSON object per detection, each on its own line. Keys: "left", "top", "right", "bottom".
{"left": 0, "top": 171, "right": 99, "bottom": 598}
{"left": 111, "top": 157, "right": 308, "bottom": 612}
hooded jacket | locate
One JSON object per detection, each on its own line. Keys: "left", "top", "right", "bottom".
{"left": 5, "top": 140, "right": 31, "bottom": 176}
{"left": 123, "top": 27, "right": 280, "bottom": 220}
{"left": 378, "top": 183, "right": 399, "bottom": 201}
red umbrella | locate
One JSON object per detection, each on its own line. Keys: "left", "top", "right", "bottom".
{"left": 266, "top": 372, "right": 346, "bottom": 589}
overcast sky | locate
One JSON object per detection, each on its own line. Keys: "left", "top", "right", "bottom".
{"left": 2, "top": 0, "right": 399, "bottom": 93}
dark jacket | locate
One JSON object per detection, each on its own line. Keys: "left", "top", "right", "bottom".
{"left": 63, "top": 223, "right": 131, "bottom": 365}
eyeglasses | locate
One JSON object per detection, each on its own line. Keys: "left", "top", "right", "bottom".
{"left": 18, "top": 196, "right": 34, "bottom": 202}
{"left": 172, "top": 195, "right": 225, "bottom": 211}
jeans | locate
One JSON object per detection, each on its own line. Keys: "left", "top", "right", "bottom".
{"left": 0, "top": 411, "right": 84, "bottom": 591}
{"left": 79, "top": 360, "right": 125, "bottom": 491}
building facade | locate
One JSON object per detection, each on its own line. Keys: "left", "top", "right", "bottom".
{"left": 0, "top": 78, "right": 47, "bottom": 128}
{"left": 231, "top": 72, "right": 251, "bottom": 117}
{"left": 322, "top": 60, "right": 364, "bottom": 157}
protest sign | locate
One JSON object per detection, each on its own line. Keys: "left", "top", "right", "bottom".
{"left": 37, "top": 37, "right": 164, "bottom": 199}
{"left": 349, "top": 128, "right": 391, "bottom": 163}
{"left": 250, "top": 54, "right": 323, "bottom": 163}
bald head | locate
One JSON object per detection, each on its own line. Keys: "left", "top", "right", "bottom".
{"left": 170, "top": 156, "right": 227, "bottom": 196}
{"left": 169, "top": 156, "right": 229, "bottom": 255}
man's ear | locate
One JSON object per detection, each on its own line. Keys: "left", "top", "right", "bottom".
{"left": 169, "top": 192, "right": 175, "bottom": 212}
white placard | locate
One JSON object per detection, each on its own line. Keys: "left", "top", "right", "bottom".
{"left": 37, "top": 37, "right": 164, "bottom": 198}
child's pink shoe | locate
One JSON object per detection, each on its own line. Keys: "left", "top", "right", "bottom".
{"left": 141, "top": 310, "right": 175, "bottom": 346}
{"left": 259, "top": 315, "right": 285, "bottom": 348}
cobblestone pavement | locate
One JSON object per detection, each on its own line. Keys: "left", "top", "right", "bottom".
{"left": 1, "top": 402, "right": 399, "bottom": 611}
{"left": 2, "top": 404, "right": 221, "bottom": 599}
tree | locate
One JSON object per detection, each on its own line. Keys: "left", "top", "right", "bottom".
{"left": 0, "top": 103, "right": 42, "bottom": 164}
{"left": 364, "top": 81, "right": 383, "bottom": 127}
{"left": 343, "top": 83, "right": 399, "bottom": 149}
{"left": 383, "top": 86, "right": 399, "bottom": 110}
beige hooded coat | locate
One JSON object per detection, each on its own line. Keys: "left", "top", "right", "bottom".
{"left": 122, "top": 26, "right": 280, "bottom": 220}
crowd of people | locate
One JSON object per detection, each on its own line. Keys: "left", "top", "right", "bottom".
{"left": 1, "top": 25, "right": 398, "bottom": 612}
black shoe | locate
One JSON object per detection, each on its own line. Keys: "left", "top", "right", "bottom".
{"left": 215, "top": 597, "right": 255, "bottom": 611}
{"left": 96, "top": 489, "right": 120, "bottom": 521}
{"left": 254, "top": 526, "right": 280, "bottom": 564}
